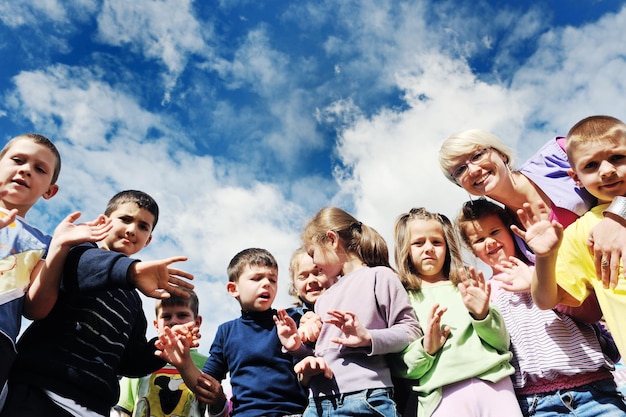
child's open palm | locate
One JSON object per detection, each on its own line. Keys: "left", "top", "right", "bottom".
{"left": 129, "top": 257, "right": 194, "bottom": 299}
{"left": 491, "top": 257, "right": 532, "bottom": 293}
{"left": 457, "top": 267, "right": 490, "bottom": 320}
{"left": 423, "top": 303, "right": 449, "bottom": 355}
{"left": 511, "top": 201, "right": 563, "bottom": 257}
{"left": 325, "top": 310, "right": 372, "bottom": 348}
{"left": 273, "top": 309, "right": 301, "bottom": 351}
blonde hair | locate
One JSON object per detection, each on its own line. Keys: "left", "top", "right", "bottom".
{"left": 287, "top": 247, "right": 307, "bottom": 299}
{"left": 566, "top": 115, "right": 626, "bottom": 162}
{"left": 302, "top": 207, "right": 391, "bottom": 269}
{"left": 394, "top": 208, "right": 464, "bottom": 290}
{"left": 439, "top": 129, "right": 515, "bottom": 185}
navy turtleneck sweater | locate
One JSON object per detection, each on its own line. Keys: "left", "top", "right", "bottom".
{"left": 202, "top": 307, "right": 307, "bottom": 417}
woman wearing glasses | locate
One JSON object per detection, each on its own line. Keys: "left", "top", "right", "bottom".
{"left": 439, "top": 129, "right": 626, "bottom": 290}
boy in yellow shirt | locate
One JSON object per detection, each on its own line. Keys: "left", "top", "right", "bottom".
{"left": 517, "top": 115, "right": 626, "bottom": 356}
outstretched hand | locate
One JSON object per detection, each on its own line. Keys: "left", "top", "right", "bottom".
{"left": 53, "top": 212, "right": 112, "bottom": 247}
{"left": 491, "top": 256, "right": 532, "bottom": 293}
{"left": 129, "top": 256, "right": 194, "bottom": 299}
{"left": 154, "top": 323, "right": 198, "bottom": 366}
{"left": 325, "top": 310, "right": 371, "bottom": 348}
{"left": 511, "top": 201, "right": 563, "bottom": 257}
{"left": 457, "top": 267, "right": 490, "bottom": 320}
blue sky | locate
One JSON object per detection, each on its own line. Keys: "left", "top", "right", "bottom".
{"left": 2, "top": 0, "right": 626, "bottom": 351}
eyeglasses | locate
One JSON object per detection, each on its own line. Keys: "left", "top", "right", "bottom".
{"left": 451, "top": 147, "right": 492, "bottom": 180}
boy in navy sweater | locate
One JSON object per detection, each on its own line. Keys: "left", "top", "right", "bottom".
{"left": 158, "top": 248, "right": 307, "bottom": 417}
{"left": 1, "top": 190, "right": 194, "bottom": 417}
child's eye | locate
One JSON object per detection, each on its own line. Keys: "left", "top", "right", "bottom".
{"left": 11, "top": 157, "right": 23, "bottom": 164}
{"left": 610, "top": 154, "right": 626, "bottom": 163}
{"left": 583, "top": 161, "right": 598, "bottom": 170}
{"left": 473, "top": 237, "right": 485, "bottom": 244}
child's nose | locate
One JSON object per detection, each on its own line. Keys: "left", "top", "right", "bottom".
{"left": 18, "top": 164, "right": 32, "bottom": 176}
{"left": 599, "top": 160, "right": 617, "bottom": 177}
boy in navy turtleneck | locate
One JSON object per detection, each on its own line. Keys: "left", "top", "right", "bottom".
{"left": 159, "top": 248, "right": 307, "bottom": 417}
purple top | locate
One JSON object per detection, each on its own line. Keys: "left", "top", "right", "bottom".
{"left": 305, "top": 266, "right": 421, "bottom": 397}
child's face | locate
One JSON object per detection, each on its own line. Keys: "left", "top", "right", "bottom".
{"left": 154, "top": 304, "right": 200, "bottom": 335}
{"left": 305, "top": 241, "right": 343, "bottom": 281}
{"left": 0, "top": 138, "right": 59, "bottom": 216}
{"left": 292, "top": 252, "right": 334, "bottom": 305}
{"left": 568, "top": 136, "right": 626, "bottom": 203}
{"left": 462, "top": 215, "right": 516, "bottom": 270}
{"left": 408, "top": 219, "right": 447, "bottom": 283}
{"left": 227, "top": 264, "right": 278, "bottom": 312}
{"left": 101, "top": 202, "right": 154, "bottom": 256}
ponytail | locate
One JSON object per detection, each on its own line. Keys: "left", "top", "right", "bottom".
{"left": 302, "top": 207, "right": 391, "bottom": 268}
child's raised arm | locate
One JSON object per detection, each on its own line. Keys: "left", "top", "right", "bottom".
{"left": 25, "top": 212, "right": 112, "bottom": 319}
{"left": 511, "top": 201, "right": 564, "bottom": 310}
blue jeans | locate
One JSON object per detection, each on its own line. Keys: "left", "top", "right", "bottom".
{"left": 518, "top": 379, "right": 626, "bottom": 417}
{"left": 303, "top": 388, "right": 399, "bottom": 417}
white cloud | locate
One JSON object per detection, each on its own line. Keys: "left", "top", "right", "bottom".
{"left": 96, "top": 0, "right": 211, "bottom": 102}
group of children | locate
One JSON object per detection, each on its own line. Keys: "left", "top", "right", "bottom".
{"left": 2, "top": 113, "right": 626, "bottom": 417}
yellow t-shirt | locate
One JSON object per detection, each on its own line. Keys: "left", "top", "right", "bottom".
{"left": 555, "top": 204, "right": 626, "bottom": 355}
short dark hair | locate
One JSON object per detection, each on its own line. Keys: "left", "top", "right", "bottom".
{"left": 1, "top": 133, "right": 62, "bottom": 184}
{"left": 105, "top": 190, "right": 159, "bottom": 229}
{"left": 227, "top": 248, "right": 278, "bottom": 282}
{"left": 155, "top": 288, "right": 199, "bottom": 318}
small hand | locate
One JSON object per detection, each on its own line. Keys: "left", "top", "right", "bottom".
{"left": 491, "top": 256, "right": 532, "bottom": 292}
{"left": 196, "top": 373, "right": 227, "bottom": 410}
{"left": 154, "top": 325, "right": 191, "bottom": 367}
{"left": 298, "top": 312, "right": 322, "bottom": 343}
{"left": 293, "top": 356, "right": 333, "bottom": 386}
{"left": 325, "top": 310, "right": 371, "bottom": 348}
{"left": 511, "top": 201, "right": 563, "bottom": 257}
{"left": 422, "top": 303, "right": 449, "bottom": 355}
{"left": 273, "top": 309, "right": 301, "bottom": 351}
{"left": 130, "top": 256, "right": 194, "bottom": 299}
{"left": 457, "top": 267, "right": 490, "bottom": 320}
{"left": 53, "top": 212, "right": 113, "bottom": 247}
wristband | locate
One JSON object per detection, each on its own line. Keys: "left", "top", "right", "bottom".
{"left": 603, "top": 196, "right": 626, "bottom": 221}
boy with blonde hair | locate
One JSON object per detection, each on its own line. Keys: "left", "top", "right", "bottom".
{"left": 517, "top": 115, "right": 626, "bottom": 356}
{"left": 0, "top": 133, "right": 113, "bottom": 411}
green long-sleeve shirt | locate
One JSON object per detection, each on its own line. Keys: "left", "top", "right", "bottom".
{"left": 397, "top": 281, "right": 514, "bottom": 417}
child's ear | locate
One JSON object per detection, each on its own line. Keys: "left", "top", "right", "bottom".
{"left": 41, "top": 184, "right": 59, "bottom": 200}
{"left": 153, "top": 318, "right": 159, "bottom": 330}
{"left": 326, "top": 230, "right": 339, "bottom": 249}
{"left": 568, "top": 168, "right": 582, "bottom": 186}
{"left": 144, "top": 234, "right": 153, "bottom": 247}
{"left": 195, "top": 315, "right": 203, "bottom": 328}
{"left": 226, "top": 282, "right": 239, "bottom": 299}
